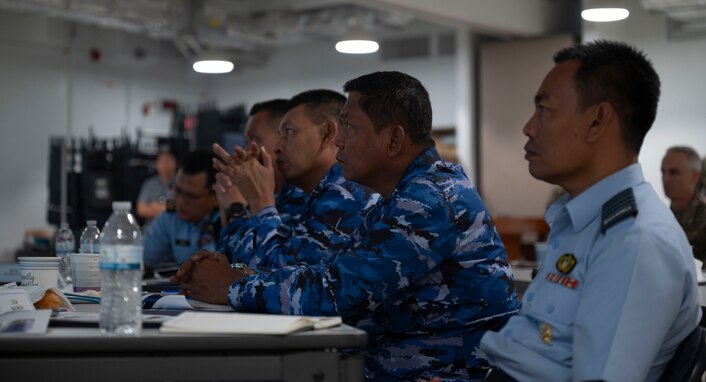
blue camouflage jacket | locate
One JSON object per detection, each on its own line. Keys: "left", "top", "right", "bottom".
{"left": 219, "top": 164, "right": 379, "bottom": 268}
{"left": 274, "top": 182, "right": 308, "bottom": 230}
{"left": 218, "top": 182, "right": 308, "bottom": 245}
{"left": 227, "top": 148, "right": 520, "bottom": 381}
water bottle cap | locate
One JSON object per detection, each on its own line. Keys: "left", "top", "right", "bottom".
{"left": 60, "top": 222, "right": 69, "bottom": 229}
{"left": 112, "top": 201, "right": 132, "bottom": 211}
{"left": 87, "top": 220, "right": 97, "bottom": 226}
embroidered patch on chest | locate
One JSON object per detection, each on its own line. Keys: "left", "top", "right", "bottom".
{"left": 555, "top": 254, "right": 577, "bottom": 274}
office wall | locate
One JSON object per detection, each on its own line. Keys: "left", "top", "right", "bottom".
{"left": 479, "top": 35, "right": 575, "bottom": 217}
{"left": 0, "top": 12, "right": 200, "bottom": 260}
{"left": 583, "top": 0, "right": 706, "bottom": 203}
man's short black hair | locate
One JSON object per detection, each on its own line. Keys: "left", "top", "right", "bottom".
{"left": 343, "top": 71, "right": 434, "bottom": 145}
{"left": 249, "top": 99, "right": 288, "bottom": 123}
{"left": 179, "top": 150, "right": 217, "bottom": 190}
{"left": 554, "top": 40, "right": 661, "bottom": 154}
{"left": 285, "top": 89, "right": 346, "bottom": 126}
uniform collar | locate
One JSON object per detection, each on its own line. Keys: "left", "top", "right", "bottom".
{"left": 194, "top": 208, "right": 221, "bottom": 230}
{"left": 310, "top": 163, "right": 344, "bottom": 197}
{"left": 387, "top": 146, "right": 442, "bottom": 199}
{"left": 401, "top": 147, "right": 441, "bottom": 182}
{"left": 548, "top": 163, "right": 646, "bottom": 232}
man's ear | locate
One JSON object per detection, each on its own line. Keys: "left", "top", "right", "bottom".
{"left": 586, "top": 101, "right": 615, "bottom": 144}
{"left": 387, "top": 125, "right": 405, "bottom": 157}
{"left": 691, "top": 169, "right": 702, "bottom": 185}
{"left": 320, "top": 121, "right": 338, "bottom": 148}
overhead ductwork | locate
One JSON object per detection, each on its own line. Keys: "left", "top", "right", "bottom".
{"left": 642, "top": 0, "right": 706, "bottom": 39}
{"left": 0, "top": 0, "right": 417, "bottom": 66}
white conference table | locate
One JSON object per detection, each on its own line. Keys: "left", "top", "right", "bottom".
{"left": 0, "top": 304, "right": 367, "bottom": 382}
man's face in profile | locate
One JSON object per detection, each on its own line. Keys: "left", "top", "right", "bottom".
{"left": 523, "top": 60, "right": 595, "bottom": 191}
{"left": 273, "top": 105, "right": 327, "bottom": 187}
{"left": 245, "top": 110, "right": 283, "bottom": 188}
{"left": 336, "top": 91, "right": 388, "bottom": 188}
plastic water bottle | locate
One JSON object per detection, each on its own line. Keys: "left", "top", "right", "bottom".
{"left": 79, "top": 220, "right": 101, "bottom": 254}
{"left": 99, "top": 201, "right": 143, "bottom": 335}
{"left": 54, "top": 222, "right": 75, "bottom": 285}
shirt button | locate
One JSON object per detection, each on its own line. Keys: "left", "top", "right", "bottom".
{"left": 546, "top": 304, "right": 555, "bottom": 314}
{"left": 525, "top": 292, "right": 534, "bottom": 301}
{"left": 550, "top": 240, "right": 560, "bottom": 250}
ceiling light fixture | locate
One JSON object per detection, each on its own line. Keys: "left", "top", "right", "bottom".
{"left": 582, "top": 0, "right": 630, "bottom": 22}
{"left": 335, "top": 17, "right": 379, "bottom": 54}
{"left": 335, "top": 39, "right": 379, "bottom": 54}
{"left": 192, "top": 58, "right": 234, "bottom": 74}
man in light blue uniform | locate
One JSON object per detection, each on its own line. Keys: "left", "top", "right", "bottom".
{"left": 178, "top": 72, "right": 519, "bottom": 381}
{"left": 143, "top": 150, "right": 221, "bottom": 269}
{"left": 478, "top": 40, "right": 701, "bottom": 382}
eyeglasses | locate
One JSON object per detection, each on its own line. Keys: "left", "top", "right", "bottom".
{"left": 173, "top": 186, "right": 213, "bottom": 202}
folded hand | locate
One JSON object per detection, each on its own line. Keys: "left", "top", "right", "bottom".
{"left": 180, "top": 252, "right": 246, "bottom": 305}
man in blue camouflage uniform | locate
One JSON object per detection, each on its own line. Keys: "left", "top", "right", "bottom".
{"left": 211, "top": 89, "right": 378, "bottom": 268}
{"left": 478, "top": 41, "right": 700, "bottom": 382}
{"left": 213, "top": 99, "right": 307, "bottom": 240}
{"left": 178, "top": 72, "right": 519, "bottom": 381}
{"left": 174, "top": 90, "right": 377, "bottom": 281}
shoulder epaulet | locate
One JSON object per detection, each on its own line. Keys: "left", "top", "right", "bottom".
{"left": 165, "top": 200, "right": 176, "bottom": 213}
{"left": 601, "top": 187, "right": 638, "bottom": 234}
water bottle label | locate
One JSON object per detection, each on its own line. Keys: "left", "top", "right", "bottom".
{"left": 100, "top": 245, "right": 142, "bottom": 271}
{"left": 80, "top": 244, "right": 101, "bottom": 254}
{"left": 56, "top": 242, "right": 74, "bottom": 254}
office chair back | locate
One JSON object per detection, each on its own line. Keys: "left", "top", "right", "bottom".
{"left": 659, "top": 326, "right": 706, "bottom": 382}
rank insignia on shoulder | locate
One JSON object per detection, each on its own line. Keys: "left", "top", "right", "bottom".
{"left": 175, "top": 239, "right": 190, "bottom": 247}
{"left": 556, "top": 254, "right": 576, "bottom": 274}
{"left": 540, "top": 323, "right": 553, "bottom": 344}
{"left": 601, "top": 188, "right": 638, "bottom": 234}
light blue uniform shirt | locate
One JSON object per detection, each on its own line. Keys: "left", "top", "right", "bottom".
{"left": 143, "top": 209, "right": 221, "bottom": 268}
{"left": 479, "top": 163, "right": 701, "bottom": 382}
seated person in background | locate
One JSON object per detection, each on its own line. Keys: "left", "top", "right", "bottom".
{"left": 210, "top": 89, "right": 378, "bottom": 269}
{"left": 143, "top": 150, "right": 221, "bottom": 270}
{"left": 137, "top": 150, "right": 177, "bottom": 230}
{"left": 479, "top": 40, "right": 701, "bottom": 382}
{"left": 175, "top": 72, "right": 519, "bottom": 381}
{"left": 662, "top": 146, "right": 706, "bottom": 264}
{"left": 214, "top": 99, "right": 308, "bottom": 230}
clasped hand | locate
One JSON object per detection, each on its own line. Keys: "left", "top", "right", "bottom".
{"left": 212, "top": 142, "right": 276, "bottom": 214}
{"left": 170, "top": 249, "right": 252, "bottom": 305}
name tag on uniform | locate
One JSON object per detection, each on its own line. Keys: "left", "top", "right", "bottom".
{"left": 175, "top": 239, "right": 190, "bottom": 247}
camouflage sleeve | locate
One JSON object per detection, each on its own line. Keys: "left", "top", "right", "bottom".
{"left": 214, "top": 205, "right": 286, "bottom": 266}
{"left": 221, "top": 184, "right": 367, "bottom": 269}
{"left": 227, "top": 185, "right": 458, "bottom": 319}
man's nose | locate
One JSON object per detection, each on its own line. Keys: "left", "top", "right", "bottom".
{"left": 334, "top": 130, "right": 344, "bottom": 149}
{"left": 523, "top": 114, "right": 536, "bottom": 138}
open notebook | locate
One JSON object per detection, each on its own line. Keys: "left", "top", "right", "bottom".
{"left": 160, "top": 311, "right": 342, "bottom": 335}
